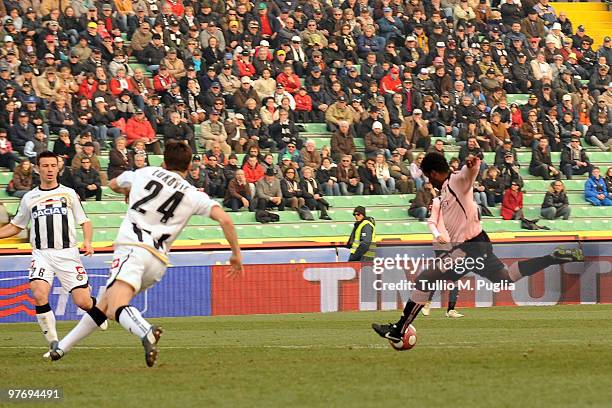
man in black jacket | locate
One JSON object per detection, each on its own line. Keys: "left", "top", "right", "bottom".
{"left": 347, "top": 206, "right": 376, "bottom": 262}
{"left": 560, "top": 137, "right": 592, "bottom": 179}
{"left": 529, "top": 138, "right": 561, "bottom": 180}
{"left": 9, "top": 113, "right": 36, "bottom": 154}
{"left": 164, "top": 111, "right": 195, "bottom": 153}
{"left": 73, "top": 157, "right": 102, "bottom": 201}
{"left": 140, "top": 34, "right": 166, "bottom": 73}
{"left": 586, "top": 113, "right": 611, "bottom": 151}
{"left": 205, "top": 153, "right": 226, "bottom": 198}
{"left": 542, "top": 107, "right": 561, "bottom": 152}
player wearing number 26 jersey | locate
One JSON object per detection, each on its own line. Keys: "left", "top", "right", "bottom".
{"left": 48, "top": 142, "right": 243, "bottom": 367}
{"left": 0, "top": 152, "right": 105, "bottom": 355}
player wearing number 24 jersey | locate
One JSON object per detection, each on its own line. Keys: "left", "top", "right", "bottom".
{"left": 113, "top": 166, "right": 216, "bottom": 263}
{"left": 47, "top": 142, "right": 243, "bottom": 367}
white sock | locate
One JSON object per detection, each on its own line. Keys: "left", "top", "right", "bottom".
{"left": 117, "top": 306, "right": 152, "bottom": 339}
{"left": 58, "top": 313, "right": 99, "bottom": 353}
{"left": 36, "top": 310, "right": 58, "bottom": 344}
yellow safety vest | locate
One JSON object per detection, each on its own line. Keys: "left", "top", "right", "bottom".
{"left": 350, "top": 220, "right": 377, "bottom": 260}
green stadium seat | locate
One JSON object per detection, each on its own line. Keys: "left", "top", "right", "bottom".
{"left": 3, "top": 202, "right": 19, "bottom": 215}
{"left": 99, "top": 157, "right": 109, "bottom": 169}
{"left": 0, "top": 190, "right": 17, "bottom": 200}
{"left": 82, "top": 201, "right": 128, "bottom": 213}
{"left": 0, "top": 172, "right": 12, "bottom": 185}
{"left": 302, "top": 123, "right": 328, "bottom": 134}
{"left": 587, "top": 152, "right": 612, "bottom": 163}
{"left": 150, "top": 155, "right": 164, "bottom": 166}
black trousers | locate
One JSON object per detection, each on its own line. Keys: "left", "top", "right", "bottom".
{"left": 76, "top": 186, "right": 102, "bottom": 201}
{"left": 256, "top": 198, "right": 285, "bottom": 211}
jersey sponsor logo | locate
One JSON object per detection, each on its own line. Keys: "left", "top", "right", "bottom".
{"left": 32, "top": 207, "right": 68, "bottom": 219}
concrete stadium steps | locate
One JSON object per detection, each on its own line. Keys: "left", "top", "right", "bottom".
{"left": 73, "top": 216, "right": 612, "bottom": 242}
{"left": 552, "top": 2, "right": 612, "bottom": 48}
{"left": 5, "top": 150, "right": 609, "bottom": 180}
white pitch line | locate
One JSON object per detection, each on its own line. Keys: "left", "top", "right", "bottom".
{"left": 0, "top": 343, "right": 476, "bottom": 350}
{"left": 0, "top": 338, "right": 594, "bottom": 351}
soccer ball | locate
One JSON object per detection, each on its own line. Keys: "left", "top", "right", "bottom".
{"left": 389, "top": 324, "right": 417, "bottom": 351}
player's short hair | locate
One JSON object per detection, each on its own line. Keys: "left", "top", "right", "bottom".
{"left": 421, "top": 152, "right": 450, "bottom": 175}
{"left": 164, "top": 141, "right": 192, "bottom": 172}
{"left": 37, "top": 151, "right": 58, "bottom": 164}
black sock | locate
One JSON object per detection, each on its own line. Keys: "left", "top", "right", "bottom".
{"left": 448, "top": 287, "right": 459, "bottom": 311}
{"left": 90, "top": 296, "right": 97, "bottom": 308}
{"left": 395, "top": 300, "right": 423, "bottom": 331}
{"left": 35, "top": 303, "right": 51, "bottom": 314}
{"left": 518, "top": 255, "right": 555, "bottom": 277}
{"left": 87, "top": 306, "right": 107, "bottom": 327}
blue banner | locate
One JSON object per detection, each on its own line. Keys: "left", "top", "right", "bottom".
{"left": 0, "top": 266, "right": 211, "bottom": 323}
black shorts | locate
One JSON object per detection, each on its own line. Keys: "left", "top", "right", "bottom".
{"left": 435, "top": 231, "right": 506, "bottom": 282}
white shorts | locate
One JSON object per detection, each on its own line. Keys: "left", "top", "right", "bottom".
{"left": 29, "top": 248, "right": 89, "bottom": 292}
{"left": 106, "top": 245, "right": 167, "bottom": 294}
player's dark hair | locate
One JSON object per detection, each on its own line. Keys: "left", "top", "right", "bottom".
{"left": 421, "top": 152, "right": 450, "bottom": 175}
{"left": 37, "top": 151, "right": 58, "bottom": 164}
{"left": 164, "top": 141, "right": 192, "bottom": 172}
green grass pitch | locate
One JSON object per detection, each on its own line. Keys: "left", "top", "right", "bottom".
{"left": 1, "top": 305, "right": 611, "bottom": 407}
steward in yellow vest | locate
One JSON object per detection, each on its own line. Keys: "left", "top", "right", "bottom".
{"left": 347, "top": 206, "right": 377, "bottom": 261}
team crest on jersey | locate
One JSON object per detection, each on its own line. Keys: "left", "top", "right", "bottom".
{"left": 75, "top": 265, "right": 86, "bottom": 280}
{"left": 111, "top": 258, "right": 120, "bottom": 269}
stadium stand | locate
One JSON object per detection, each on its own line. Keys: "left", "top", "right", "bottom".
{"left": 0, "top": 0, "right": 611, "bottom": 250}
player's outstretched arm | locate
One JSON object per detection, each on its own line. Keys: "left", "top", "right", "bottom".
{"left": 80, "top": 220, "right": 94, "bottom": 256}
{"left": 454, "top": 154, "right": 481, "bottom": 193}
{"left": 210, "top": 206, "right": 243, "bottom": 277}
{"left": 0, "top": 223, "right": 23, "bottom": 240}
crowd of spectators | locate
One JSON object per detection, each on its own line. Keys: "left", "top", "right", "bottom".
{"left": 0, "top": 0, "right": 610, "bottom": 218}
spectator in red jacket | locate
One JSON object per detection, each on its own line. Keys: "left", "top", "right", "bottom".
{"left": 78, "top": 73, "right": 98, "bottom": 100}
{"left": 153, "top": 66, "right": 177, "bottom": 98}
{"left": 276, "top": 64, "right": 301, "bottom": 95}
{"left": 294, "top": 86, "right": 313, "bottom": 123}
{"left": 380, "top": 67, "right": 402, "bottom": 95}
{"left": 109, "top": 67, "right": 137, "bottom": 96}
{"left": 235, "top": 50, "right": 256, "bottom": 78}
{"left": 125, "top": 108, "right": 161, "bottom": 154}
{"left": 242, "top": 154, "right": 264, "bottom": 185}
{"left": 501, "top": 181, "right": 524, "bottom": 220}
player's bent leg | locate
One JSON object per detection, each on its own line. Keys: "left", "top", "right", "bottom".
{"left": 46, "top": 296, "right": 110, "bottom": 362}
{"left": 70, "top": 287, "right": 108, "bottom": 331}
{"left": 372, "top": 284, "right": 431, "bottom": 343}
{"left": 505, "top": 246, "right": 584, "bottom": 282}
{"left": 108, "top": 280, "right": 164, "bottom": 367}
{"left": 30, "top": 280, "right": 58, "bottom": 347}
{"left": 70, "top": 286, "right": 94, "bottom": 311}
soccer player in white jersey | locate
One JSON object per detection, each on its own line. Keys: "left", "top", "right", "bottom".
{"left": 47, "top": 141, "right": 243, "bottom": 367}
{"left": 372, "top": 153, "right": 584, "bottom": 345}
{"left": 0, "top": 151, "right": 106, "bottom": 352}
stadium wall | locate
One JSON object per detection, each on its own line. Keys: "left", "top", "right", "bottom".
{"left": 1, "top": 242, "right": 611, "bottom": 322}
